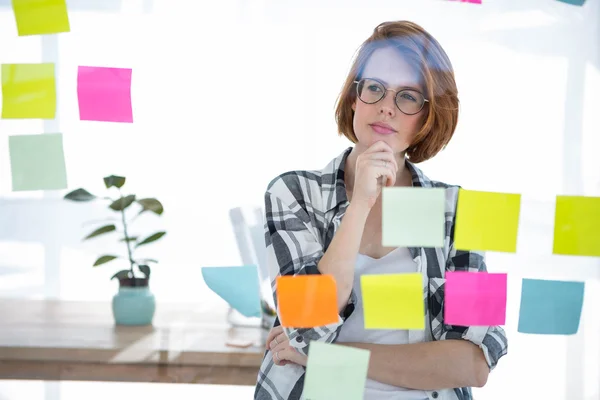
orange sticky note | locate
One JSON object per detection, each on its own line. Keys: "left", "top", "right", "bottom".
{"left": 276, "top": 275, "right": 338, "bottom": 328}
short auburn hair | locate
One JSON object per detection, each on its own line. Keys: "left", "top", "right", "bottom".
{"left": 335, "top": 21, "right": 459, "bottom": 163}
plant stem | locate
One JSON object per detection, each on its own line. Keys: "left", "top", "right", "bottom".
{"left": 119, "top": 189, "right": 136, "bottom": 285}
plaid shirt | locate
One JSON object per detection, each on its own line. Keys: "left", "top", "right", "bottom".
{"left": 254, "top": 146, "right": 508, "bottom": 400}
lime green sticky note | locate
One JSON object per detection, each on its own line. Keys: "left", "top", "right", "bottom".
{"left": 12, "top": 0, "right": 70, "bottom": 36}
{"left": 9, "top": 134, "right": 68, "bottom": 191}
{"left": 361, "top": 273, "right": 424, "bottom": 330}
{"left": 454, "top": 189, "right": 522, "bottom": 253}
{"left": 2, "top": 63, "right": 56, "bottom": 119}
{"left": 553, "top": 195, "right": 600, "bottom": 257}
{"left": 303, "top": 342, "right": 370, "bottom": 400}
{"left": 382, "top": 187, "right": 445, "bottom": 247}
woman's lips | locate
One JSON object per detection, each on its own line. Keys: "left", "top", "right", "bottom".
{"left": 370, "top": 124, "right": 396, "bottom": 135}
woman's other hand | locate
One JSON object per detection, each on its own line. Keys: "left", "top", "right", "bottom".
{"left": 266, "top": 325, "right": 308, "bottom": 367}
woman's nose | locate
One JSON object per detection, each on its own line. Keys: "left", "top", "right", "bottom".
{"left": 379, "top": 90, "right": 396, "bottom": 117}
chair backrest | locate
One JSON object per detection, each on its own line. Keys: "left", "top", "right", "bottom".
{"left": 228, "top": 206, "right": 269, "bottom": 291}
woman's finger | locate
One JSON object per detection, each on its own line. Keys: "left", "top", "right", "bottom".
{"left": 268, "top": 331, "right": 289, "bottom": 350}
{"left": 273, "top": 346, "right": 305, "bottom": 367}
{"left": 268, "top": 334, "right": 283, "bottom": 350}
{"left": 272, "top": 347, "right": 293, "bottom": 366}
{"left": 276, "top": 332, "right": 288, "bottom": 345}
{"left": 265, "top": 325, "right": 284, "bottom": 349}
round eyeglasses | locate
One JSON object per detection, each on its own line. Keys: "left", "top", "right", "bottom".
{"left": 354, "top": 78, "right": 429, "bottom": 115}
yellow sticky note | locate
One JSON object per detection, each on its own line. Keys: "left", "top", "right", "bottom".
{"left": 1, "top": 63, "right": 56, "bottom": 119}
{"left": 454, "top": 189, "right": 521, "bottom": 253}
{"left": 12, "top": 0, "right": 70, "bottom": 36}
{"left": 553, "top": 195, "right": 600, "bottom": 257}
{"left": 361, "top": 273, "right": 424, "bottom": 330}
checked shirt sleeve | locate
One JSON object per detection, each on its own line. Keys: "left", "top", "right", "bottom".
{"left": 264, "top": 179, "right": 352, "bottom": 356}
{"left": 443, "top": 248, "right": 509, "bottom": 371}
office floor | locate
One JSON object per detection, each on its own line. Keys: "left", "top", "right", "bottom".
{"left": 0, "top": 380, "right": 255, "bottom": 400}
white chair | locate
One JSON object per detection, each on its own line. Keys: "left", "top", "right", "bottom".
{"left": 229, "top": 206, "right": 276, "bottom": 330}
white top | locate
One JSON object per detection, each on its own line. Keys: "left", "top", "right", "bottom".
{"left": 336, "top": 247, "right": 429, "bottom": 400}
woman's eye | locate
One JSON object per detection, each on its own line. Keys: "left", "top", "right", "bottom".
{"left": 367, "top": 85, "right": 382, "bottom": 92}
{"left": 400, "top": 93, "right": 417, "bottom": 102}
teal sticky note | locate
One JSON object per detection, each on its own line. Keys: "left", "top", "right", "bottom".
{"left": 201, "top": 266, "right": 261, "bottom": 317}
{"left": 382, "top": 187, "right": 446, "bottom": 247}
{"left": 303, "top": 342, "right": 370, "bottom": 400}
{"left": 556, "top": 0, "right": 586, "bottom": 5}
{"left": 9, "top": 133, "right": 68, "bottom": 191}
{"left": 518, "top": 279, "right": 585, "bottom": 335}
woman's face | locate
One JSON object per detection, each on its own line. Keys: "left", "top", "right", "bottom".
{"left": 352, "top": 47, "right": 426, "bottom": 154}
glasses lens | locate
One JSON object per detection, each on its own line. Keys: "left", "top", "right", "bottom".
{"left": 396, "top": 90, "right": 425, "bottom": 115}
{"left": 357, "top": 79, "right": 385, "bottom": 104}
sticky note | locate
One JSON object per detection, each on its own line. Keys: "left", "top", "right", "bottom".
{"left": 1, "top": 63, "right": 56, "bottom": 119}
{"left": 9, "top": 133, "right": 68, "bottom": 191}
{"left": 454, "top": 189, "right": 521, "bottom": 253}
{"left": 361, "top": 273, "right": 424, "bottom": 329}
{"left": 553, "top": 195, "right": 600, "bottom": 257}
{"left": 518, "top": 279, "right": 585, "bottom": 335}
{"left": 556, "top": 0, "right": 586, "bottom": 5}
{"left": 303, "top": 342, "right": 370, "bottom": 400}
{"left": 201, "top": 266, "right": 261, "bottom": 317}
{"left": 12, "top": 0, "right": 70, "bottom": 36}
{"left": 77, "top": 66, "right": 133, "bottom": 123}
{"left": 445, "top": 271, "right": 507, "bottom": 326}
{"left": 382, "top": 187, "right": 445, "bottom": 248}
{"left": 276, "top": 275, "right": 338, "bottom": 328}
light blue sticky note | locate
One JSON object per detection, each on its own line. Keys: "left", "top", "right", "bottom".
{"left": 518, "top": 279, "right": 585, "bottom": 335}
{"left": 201, "top": 266, "right": 261, "bottom": 317}
{"left": 382, "top": 187, "right": 446, "bottom": 247}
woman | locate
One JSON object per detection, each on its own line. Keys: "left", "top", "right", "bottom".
{"left": 254, "top": 20, "right": 507, "bottom": 400}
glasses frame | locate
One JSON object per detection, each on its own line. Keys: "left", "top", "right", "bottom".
{"left": 353, "top": 78, "right": 429, "bottom": 116}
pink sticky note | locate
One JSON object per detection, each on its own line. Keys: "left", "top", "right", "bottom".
{"left": 445, "top": 271, "right": 507, "bottom": 326}
{"left": 77, "top": 66, "right": 133, "bottom": 123}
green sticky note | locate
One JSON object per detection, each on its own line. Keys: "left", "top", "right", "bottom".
{"left": 361, "top": 273, "right": 424, "bottom": 330}
{"left": 2, "top": 63, "right": 56, "bottom": 119}
{"left": 553, "top": 195, "right": 600, "bottom": 257}
{"left": 454, "top": 189, "right": 521, "bottom": 253}
{"left": 12, "top": 0, "right": 70, "bottom": 36}
{"left": 9, "top": 134, "right": 68, "bottom": 191}
{"left": 303, "top": 342, "right": 370, "bottom": 400}
{"left": 382, "top": 187, "right": 445, "bottom": 247}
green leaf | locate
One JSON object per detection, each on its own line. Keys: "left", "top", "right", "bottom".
{"left": 83, "top": 224, "right": 116, "bottom": 240}
{"left": 64, "top": 188, "right": 96, "bottom": 202}
{"left": 135, "top": 231, "right": 166, "bottom": 248}
{"left": 136, "top": 198, "right": 164, "bottom": 216}
{"left": 110, "top": 270, "right": 131, "bottom": 281}
{"left": 120, "top": 237, "right": 138, "bottom": 242}
{"left": 104, "top": 175, "right": 126, "bottom": 189}
{"left": 82, "top": 217, "right": 118, "bottom": 228}
{"left": 138, "top": 264, "right": 151, "bottom": 279}
{"left": 136, "top": 258, "right": 158, "bottom": 264}
{"left": 93, "top": 255, "right": 119, "bottom": 267}
{"left": 109, "top": 194, "right": 136, "bottom": 211}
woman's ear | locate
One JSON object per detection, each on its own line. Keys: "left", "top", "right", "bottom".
{"left": 351, "top": 100, "right": 356, "bottom": 112}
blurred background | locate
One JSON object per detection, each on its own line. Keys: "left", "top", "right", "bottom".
{"left": 0, "top": 0, "right": 599, "bottom": 399}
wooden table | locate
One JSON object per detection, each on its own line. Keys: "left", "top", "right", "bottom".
{"left": 0, "top": 299, "right": 265, "bottom": 385}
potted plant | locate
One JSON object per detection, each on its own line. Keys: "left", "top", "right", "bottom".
{"left": 64, "top": 175, "right": 166, "bottom": 326}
